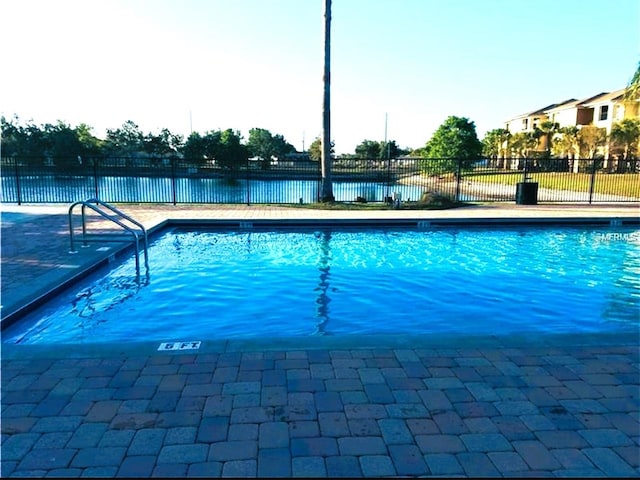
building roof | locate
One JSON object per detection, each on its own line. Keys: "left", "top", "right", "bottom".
{"left": 542, "top": 88, "right": 630, "bottom": 114}
{"left": 507, "top": 99, "right": 575, "bottom": 121}
{"left": 579, "top": 88, "right": 627, "bottom": 107}
{"left": 506, "top": 87, "right": 629, "bottom": 123}
{"left": 544, "top": 96, "right": 598, "bottom": 113}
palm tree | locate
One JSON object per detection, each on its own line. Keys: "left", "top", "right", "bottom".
{"left": 610, "top": 119, "right": 640, "bottom": 159}
{"left": 497, "top": 129, "right": 511, "bottom": 169}
{"left": 320, "top": 0, "right": 334, "bottom": 202}
{"left": 610, "top": 118, "right": 640, "bottom": 172}
{"left": 537, "top": 120, "right": 559, "bottom": 157}
{"left": 577, "top": 125, "right": 607, "bottom": 161}
{"left": 481, "top": 128, "right": 510, "bottom": 168}
{"left": 623, "top": 62, "right": 640, "bottom": 103}
{"left": 553, "top": 126, "right": 580, "bottom": 173}
{"left": 509, "top": 131, "right": 539, "bottom": 169}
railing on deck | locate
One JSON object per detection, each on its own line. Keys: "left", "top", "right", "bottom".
{"left": 1, "top": 155, "right": 638, "bottom": 204}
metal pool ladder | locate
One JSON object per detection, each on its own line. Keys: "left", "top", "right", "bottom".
{"left": 68, "top": 198, "right": 149, "bottom": 276}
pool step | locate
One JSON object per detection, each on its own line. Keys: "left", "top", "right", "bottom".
{"left": 79, "top": 233, "right": 145, "bottom": 244}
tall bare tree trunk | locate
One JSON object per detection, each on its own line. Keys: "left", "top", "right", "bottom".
{"left": 320, "top": 0, "right": 334, "bottom": 202}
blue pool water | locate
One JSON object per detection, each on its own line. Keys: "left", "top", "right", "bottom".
{"left": 3, "top": 225, "right": 640, "bottom": 344}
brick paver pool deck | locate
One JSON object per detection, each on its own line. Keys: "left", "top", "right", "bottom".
{"left": 1, "top": 203, "right": 639, "bottom": 477}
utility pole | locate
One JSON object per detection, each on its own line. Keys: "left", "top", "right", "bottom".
{"left": 320, "top": 0, "right": 334, "bottom": 202}
{"left": 386, "top": 113, "right": 390, "bottom": 159}
{"left": 384, "top": 112, "right": 391, "bottom": 158}
{"left": 384, "top": 112, "right": 388, "bottom": 144}
{"left": 384, "top": 112, "right": 391, "bottom": 200}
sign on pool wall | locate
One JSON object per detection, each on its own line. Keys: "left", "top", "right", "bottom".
{"left": 158, "top": 341, "right": 201, "bottom": 351}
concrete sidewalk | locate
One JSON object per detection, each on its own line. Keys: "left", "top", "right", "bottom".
{"left": 1, "top": 203, "right": 639, "bottom": 477}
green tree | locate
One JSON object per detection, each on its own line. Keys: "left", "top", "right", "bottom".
{"left": 422, "top": 116, "right": 483, "bottom": 174}
{"left": 354, "top": 139, "right": 381, "bottom": 159}
{"left": 247, "top": 127, "right": 274, "bottom": 168}
{"left": 553, "top": 126, "right": 579, "bottom": 158}
{"left": 143, "top": 128, "right": 183, "bottom": 158}
{"left": 509, "top": 131, "right": 540, "bottom": 158}
{"left": 623, "top": 61, "right": 640, "bottom": 102}
{"left": 537, "top": 120, "right": 559, "bottom": 157}
{"left": 610, "top": 118, "right": 640, "bottom": 160}
{"left": 482, "top": 128, "right": 511, "bottom": 167}
{"left": 1, "top": 117, "right": 104, "bottom": 165}
{"left": 182, "top": 132, "right": 209, "bottom": 162}
{"left": 380, "top": 140, "right": 405, "bottom": 159}
{"left": 408, "top": 146, "right": 426, "bottom": 157}
{"left": 182, "top": 132, "right": 204, "bottom": 160}
{"left": 577, "top": 125, "right": 607, "bottom": 159}
{"left": 273, "top": 134, "right": 295, "bottom": 158}
{"left": 43, "top": 121, "right": 85, "bottom": 169}
{"left": 24, "top": 122, "right": 49, "bottom": 159}
{"left": 181, "top": 130, "right": 223, "bottom": 163}
{"left": 104, "top": 120, "right": 144, "bottom": 156}
{"left": 354, "top": 139, "right": 403, "bottom": 160}
{"left": 0, "top": 115, "right": 27, "bottom": 157}
{"left": 309, "top": 137, "right": 321, "bottom": 161}
{"left": 217, "top": 129, "right": 248, "bottom": 171}
{"left": 75, "top": 123, "right": 104, "bottom": 157}
{"left": 308, "top": 136, "right": 334, "bottom": 162}
{"left": 247, "top": 127, "right": 295, "bottom": 170}
{"left": 6, "top": 118, "right": 49, "bottom": 160}
{"left": 552, "top": 126, "right": 580, "bottom": 172}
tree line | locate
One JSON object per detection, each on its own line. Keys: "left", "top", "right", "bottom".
{"left": 0, "top": 117, "right": 301, "bottom": 171}
{"left": 2, "top": 110, "right": 638, "bottom": 176}
{"left": 0, "top": 116, "right": 398, "bottom": 164}
{"left": 3, "top": 113, "right": 638, "bottom": 171}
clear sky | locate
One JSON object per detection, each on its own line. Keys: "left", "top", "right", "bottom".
{"left": 1, "top": 0, "right": 638, "bottom": 154}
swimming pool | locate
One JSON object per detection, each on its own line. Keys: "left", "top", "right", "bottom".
{"left": 3, "top": 224, "right": 639, "bottom": 344}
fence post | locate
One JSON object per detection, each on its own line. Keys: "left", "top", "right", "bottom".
{"left": 14, "top": 157, "right": 22, "bottom": 205}
{"left": 246, "top": 157, "right": 251, "bottom": 206}
{"left": 171, "top": 157, "right": 177, "bottom": 205}
{"left": 385, "top": 155, "right": 392, "bottom": 202}
{"left": 317, "top": 160, "right": 322, "bottom": 203}
{"left": 93, "top": 158, "right": 99, "bottom": 199}
{"left": 588, "top": 157, "right": 597, "bottom": 204}
{"left": 455, "top": 158, "right": 462, "bottom": 202}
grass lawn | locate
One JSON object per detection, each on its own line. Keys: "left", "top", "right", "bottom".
{"left": 466, "top": 172, "right": 640, "bottom": 197}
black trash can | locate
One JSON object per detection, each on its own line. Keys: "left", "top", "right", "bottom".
{"left": 515, "top": 182, "right": 538, "bottom": 205}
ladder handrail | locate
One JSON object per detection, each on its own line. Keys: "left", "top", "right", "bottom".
{"left": 83, "top": 198, "right": 147, "bottom": 236}
{"left": 68, "top": 199, "right": 149, "bottom": 276}
{"left": 69, "top": 201, "right": 142, "bottom": 249}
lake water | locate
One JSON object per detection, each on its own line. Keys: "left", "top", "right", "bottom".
{"left": 1, "top": 176, "right": 465, "bottom": 203}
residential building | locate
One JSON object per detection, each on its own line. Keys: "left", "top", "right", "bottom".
{"left": 544, "top": 94, "right": 604, "bottom": 129}
{"left": 504, "top": 102, "right": 564, "bottom": 134}
{"left": 504, "top": 87, "right": 639, "bottom": 161}
{"left": 506, "top": 87, "right": 638, "bottom": 134}
{"left": 579, "top": 88, "right": 631, "bottom": 134}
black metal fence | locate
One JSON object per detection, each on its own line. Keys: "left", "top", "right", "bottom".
{"left": 1, "top": 156, "right": 638, "bottom": 205}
